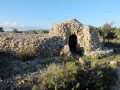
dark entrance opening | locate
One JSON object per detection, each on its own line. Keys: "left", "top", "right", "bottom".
{"left": 69, "top": 34, "right": 77, "bottom": 53}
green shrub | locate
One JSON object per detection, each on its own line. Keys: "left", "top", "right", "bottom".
{"left": 32, "top": 85, "right": 39, "bottom": 90}
{"left": 38, "top": 62, "right": 78, "bottom": 90}
{"left": 0, "top": 27, "right": 4, "bottom": 32}
{"left": 39, "top": 30, "right": 49, "bottom": 34}
{"left": 64, "top": 55, "right": 77, "bottom": 62}
{"left": 17, "top": 46, "right": 38, "bottom": 60}
{"left": 34, "top": 61, "right": 117, "bottom": 90}
{"left": 76, "top": 65, "right": 117, "bottom": 90}
{"left": 83, "top": 55, "right": 101, "bottom": 61}
{"left": 12, "top": 28, "right": 22, "bottom": 33}
{"left": 83, "top": 55, "right": 93, "bottom": 60}
{"left": 31, "top": 30, "right": 38, "bottom": 34}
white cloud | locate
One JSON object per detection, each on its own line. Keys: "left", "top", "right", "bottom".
{"left": 0, "top": 21, "right": 25, "bottom": 27}
{"left": 0, "top": 21, "right": 47, "bottom": 31}
{"left": 0, "top": 21, "right": 33, "bottom": 31}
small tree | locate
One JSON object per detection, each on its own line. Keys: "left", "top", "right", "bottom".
{"left": 12, "top": 28, "right": 18, "bottom": 33}
{"left": 31, "top": 30, "right": 38, "bottom": 34}
{"left": 89, "top": 25, "right": 98, "bottom": 31}
{"left": 12, "top": 28, "right": 22, "bottom": 33}
{"left": 99, "top": 22, "right": 116, "bottom": 43}
{"left": 0, "top": 27, "right": 4, "bottom": 32}
{"left": 114, "top": 27, "right": 120, "bottom": 37}
{"left": 105, "top": 32, "right": 117, "bottom": 42}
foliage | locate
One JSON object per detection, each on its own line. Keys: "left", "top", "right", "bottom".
{"left": 76, "top": 64, "right": 117, "bottom": 90}
{"left": 39, "top": 30, "right": 49, "bottom": 34}
{"left": 114, "top": 27, "right": 120, "bottom": 39}
{"left": 38, "top": 62, "right": 78, "bottom": 90}
{"left": 32, "top": 85, "right": 39, "bottom": 90}
{"left": 16, "top": 46, "right": 38, "bottom": 60}
{"left": 22, "top": 29, "right": 49, "bottom": 34}
{"left": 98, "top": 23, "right": 117, "bottom": 43}
{"left": 31, "top": 59, "right": 117, "bottom": 90}
{"left": 12, "top": 28, "right": 18, "bottom": 33}
{"left": 105, "top": 32, "right": 117, "bottom": 42}
{"left": 64, "top": 55, "right": 77, "bottom": 62}
{"left": 12, "top": 28, "right": 22, "bottom": 33}
{"left": 82, "top": 55, "right": 101, "bottom": 61}
{"left": 0, "top": 27, "right": 4, "bottom": 32}
{"left": 31, "top": 30, "right": 38, "bottom": 34}
{"left": 89, "top": 25, "right": 98, "bottom": 31}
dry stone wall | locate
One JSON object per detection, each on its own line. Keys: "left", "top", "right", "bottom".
{"left": 0, "top": 32, "right": 64, "bottom": 58}
{"left": 0, "top": 19, "right": 111, "bottom": 58}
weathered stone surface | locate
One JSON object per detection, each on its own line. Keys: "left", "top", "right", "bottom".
{"left": 85, "top": 49, "right": 113, "bottom": 58}
{"left": 49, "top": 18, "right": 100, "bottom": 54}
{"left": 60, "top": 45, "right": 71, "bottom": 56}
{"left": 110, "top": 60, "right": 120, "bottom": 66}
{"left": 110, "top": 61, "right": 118, "bottom": 66}
{"left": 79, "top": 57, "right": 85, "bottom": 65}
{"left": 0, "top": 19, "right": 113, "bottom": 58}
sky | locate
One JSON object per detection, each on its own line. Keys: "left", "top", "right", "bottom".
{"left": 0, "top": 0, "right": 120, "bottom": 30}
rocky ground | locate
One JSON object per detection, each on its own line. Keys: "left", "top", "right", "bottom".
{"left": 0, "top": 29, "right": 120, "bottom": 89}
{"left": 111, "top": 66, "right": 120, "bottom": 90}
{"left": 0, "top": 54, "right": 120, "bottom": 90}
{"left": 0, "top": 56, "right": 64, "bottom": 90}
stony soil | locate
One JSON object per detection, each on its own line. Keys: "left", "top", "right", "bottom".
{"left": 111, "top": 66, "right": 120, "bottom": 90}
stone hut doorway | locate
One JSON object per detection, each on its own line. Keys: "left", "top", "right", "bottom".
{"left": 69, "top": 34, "right": 77, "bottom": 53}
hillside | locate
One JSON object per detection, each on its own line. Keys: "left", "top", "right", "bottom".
{"left": 0, "top": 19, "right": 120, "bottom": 90}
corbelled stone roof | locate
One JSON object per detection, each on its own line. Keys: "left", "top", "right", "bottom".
{"left": 49, "top": 18, "right": 100, "bottom": 53}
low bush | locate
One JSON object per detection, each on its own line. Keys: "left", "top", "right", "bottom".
{"left": 30, "top": 30, "right": 38, "bottom": 34}
{"left": 39, "top": 30, "right": 49, "bottom": 34}
{"left": 64, "top": 55, "right": 77, "bottom": 62}
{"left": 83, "top": 55, "right": 101, "bottom": 61}
{"left": 0, "top": 27, "right": 4, "bottom": 32}
{"left": 12, "top": 28, "right": 22, "bottom": 33}
{"left": 17, "top": 46, "right": 38, "bottom": 60}
{"left": 32, "top": 61, "right": 117, "bottom": 90}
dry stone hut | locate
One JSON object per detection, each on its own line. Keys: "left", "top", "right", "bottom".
{"left": 49, "top": 18, "right": 100, "bottom": 55}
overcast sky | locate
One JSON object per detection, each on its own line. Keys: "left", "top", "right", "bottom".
{"left": 0, "top": 0, "right": 120, "bottom": 30}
